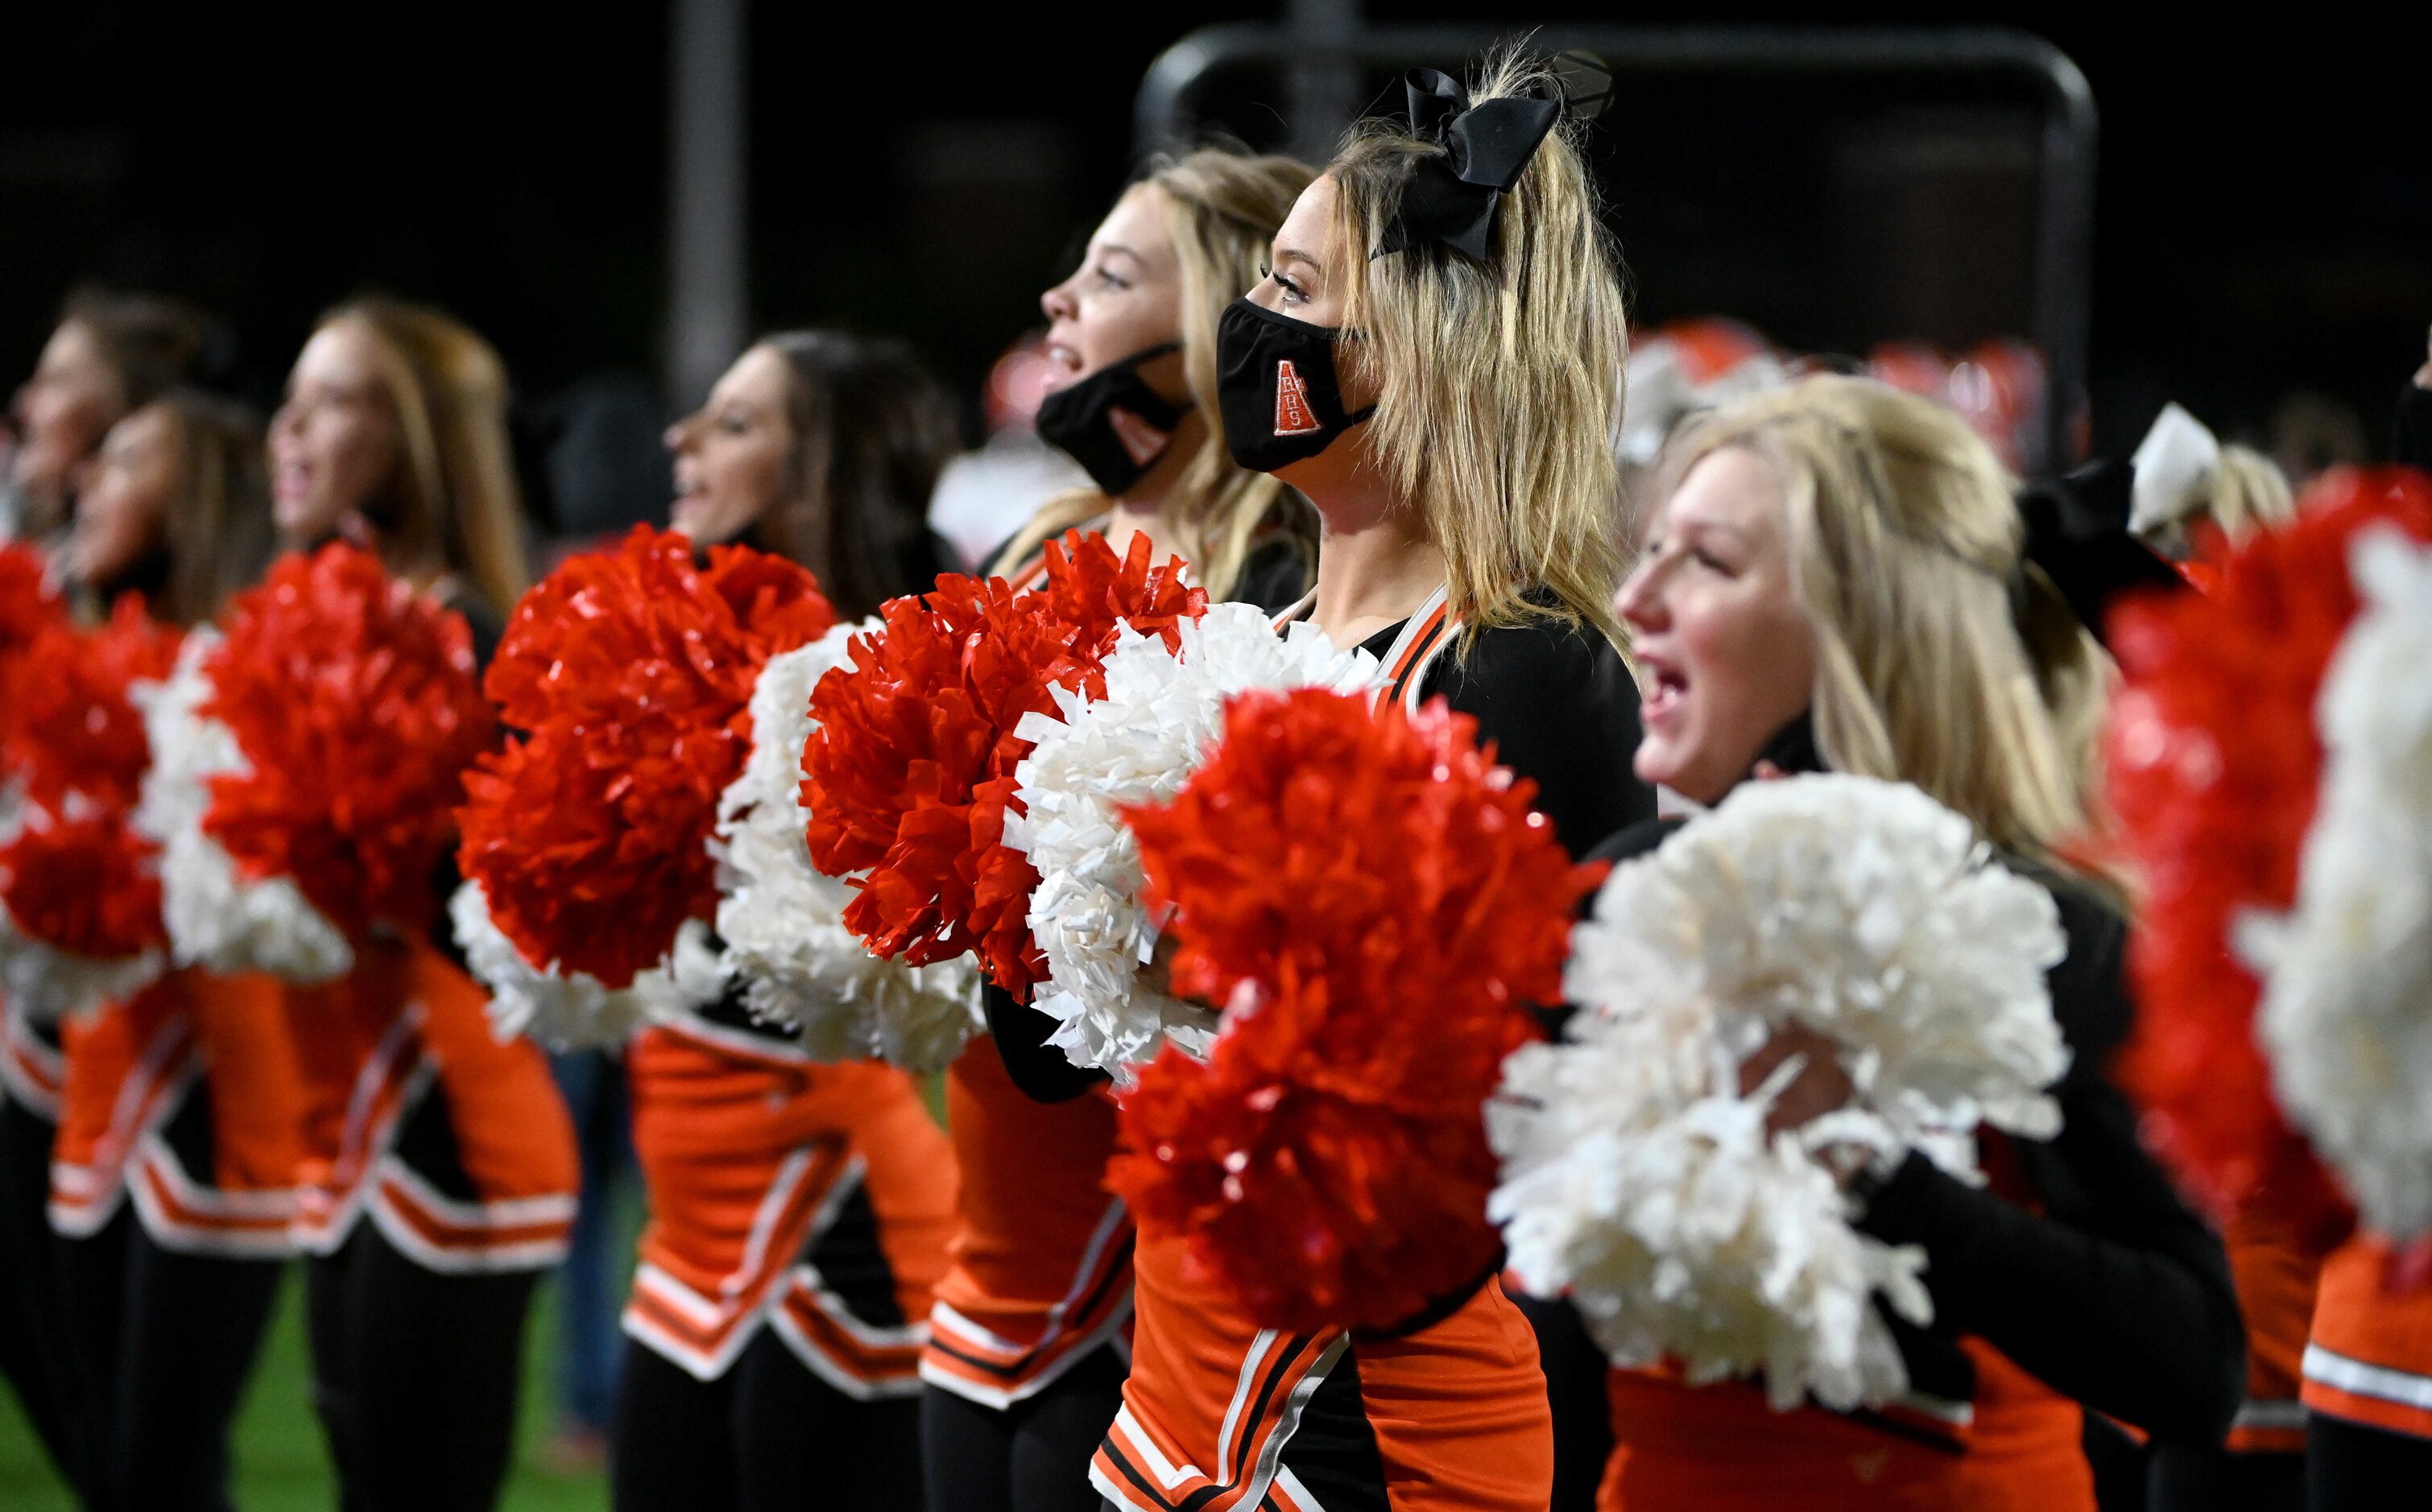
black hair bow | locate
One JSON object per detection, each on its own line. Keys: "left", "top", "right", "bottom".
{"left": 2015, "top": 458, "right": 2187, "bottom": 646}
{"left": 1375, "top": 68, "right": 1562, "bottom": 262}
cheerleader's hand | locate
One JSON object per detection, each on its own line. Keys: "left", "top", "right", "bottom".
{"left": 1139, "top": 929, "right": 1184, "bottom": 1002}
{"left": 1740, "top": 1022, "right": 1856, "bottom": 1146}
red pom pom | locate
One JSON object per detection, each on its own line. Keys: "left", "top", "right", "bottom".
{"left": 1106, "top": 688, "right": 1596, "bottom": 1332}
{"left": 0, "top": 544, "right": 65, "bottom": 753}
{"left": 0, "top": 805, "right": 165, "bottom": 960}
{"left": 0, "top": 599, "right": 182, "bottom": 961}
{"left": 0, "top": 543, "right": 60, "bottom": 659}
{"left": 802, "top": 531, "right": 1204, "bottom": 993}
{"left": 201, "top": 543, "right": 494, "bottom": 940}
{"left": 2107, "top": 466, "right": 2432, "bottom": 1233}
{"left": 2, "top": 597, "right": 181, "bottom": 811}
{"left": 482, "top": 526, "right": 835, "bottom": 736}
{"left": 460, "top": 527, "right": 836, "bottom": 986}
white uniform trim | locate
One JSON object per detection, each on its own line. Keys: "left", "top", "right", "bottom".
{"left": 2305, "top": 1342, "right": 2432, "bottom": 1413}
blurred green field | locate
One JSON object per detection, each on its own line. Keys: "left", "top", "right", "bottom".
{"left": 2, "top": 1079, "right": 945, "bottom": 1507}
{"left": 0, "top": 1267, "right": 614, "bottom": 1511}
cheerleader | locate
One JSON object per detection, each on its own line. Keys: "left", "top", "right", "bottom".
{"left": 923, "top": 147, "right": 1317, "bottom": 1512}
{"left": 269, "top": 297, "right": 531, "bottom": 658}
{"left": 2291, "top": 340, "right": 2432, "bottom": 1512}
{"left": 989, "top": 147, "right": 1317, "bottom": 607}
{"left": 2, "top": 287, "right": 205, "bottom": 545}
{"left": 0, "top": 289, "right": 206, "bottom": 1494}
{"left": 35, "top": 388, "right": 287, "bottom": 1512}
{"left": 605, "top": 331, "right": 962, "bottom": 1511}
{"left": 990, "top": 58, "right": 1652, "bottom": 1511}
{"left": 2121, "top": 411, "right": 2316, "bottom": 1512}
{"left": 264, "top": 300, "right": 578, "bottom": 1511}
{"left": 1582, "top": 374, "right": 2244, "bottom": 1510}
{"left": 2124, "top": 402, "right": 2295, "bottom": 561}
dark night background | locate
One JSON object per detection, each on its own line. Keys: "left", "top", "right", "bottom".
{"left": 4, "top": 2, "right": 2426, "bottom": 505}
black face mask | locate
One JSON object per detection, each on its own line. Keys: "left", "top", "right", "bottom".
{"left": 1214, "top": 299, "right": 1374, "bottom": 474}
{"left": 1034, "top": 341, "right": 1187, "bottom": 497}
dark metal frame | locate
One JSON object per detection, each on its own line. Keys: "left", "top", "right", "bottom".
{"left": 1136, "top": 23, "right": 2097, "bottom": 469}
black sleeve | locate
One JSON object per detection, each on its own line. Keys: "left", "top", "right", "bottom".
{"left": 432, "top": 585, "right": 507, "bottom": 971}
{"left": 1430, "top": 620, "right": 1656, "bottom": 861}
{"left": 980, "top": 981, "right": 1107, "bottom": 1103}
{"left": 1854, "top": 886, "right": 2245, "bottom": 1446}
{"left": 2394, "top": 383, "right": 2432, "bottom": 473}
{"left": 1226, "top": 531, "right": 1316, "bottom": 615}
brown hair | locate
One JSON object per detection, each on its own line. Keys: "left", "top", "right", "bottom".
{"left": 147, "top": 390, "right": 277, "bottom": 626}
{"left": 59, "top": 287, "right": 208, "bottom": 415}
{"left": 992, "top": 147, "right": 1319, "bottom": 598}
{"left": 314, "top": 298, "right": 531, "bottom": 610}
{"left": 759, "top": 331, "right": 959, "bottom": 619}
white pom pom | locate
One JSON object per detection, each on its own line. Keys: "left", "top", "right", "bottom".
{"left": 130, "top": 634, "right": 351, "bottom": 983}
{"left": 1490, "top": 772, "right": 2070, "bottom": 1410}
{"left": 1004, "top": 604, "right": 1380, "bottom": 1076}
{"left": 450, "top": 880, "right": 716, "bottom": 1050}
{"left": 2242, "top": 528, "right": 2432, "bottom": 1238}
{"left": 0, "top": 795, "right": 164, "bottom": 1022}
{"left": 711, "top": 622, "right": 984, "bottom": 1072}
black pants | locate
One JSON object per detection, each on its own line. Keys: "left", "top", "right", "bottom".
{"left": 304, "top": 1221, "right": 538, "bottom": 1512}
{"left": 0, "top": 1096, "right": 82, "bottom": 1496}
{"left": 1517, "top": 1291, "right": 1614, "bottom": 1512}
{"left": 53, "top": 1210, "right": 282, "bottom": 1512}
{"left": 611, "top": 1328, "right": 924, "bottom": 1510}
{"left": 2145, "top": 1443, "right": 2303, "bottom": 1512}
{"left": 920, "top": 1346, "right": 1127, "bottom": 1512}
{"left": 2308, "top": 1412, "right": 2432, "bottom": 1511}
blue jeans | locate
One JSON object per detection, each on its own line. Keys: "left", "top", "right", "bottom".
{"left": 548, "top": 1047, "right": 634, "bottom": 1432}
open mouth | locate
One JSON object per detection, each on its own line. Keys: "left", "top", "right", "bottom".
{"left": 1641, "top": 658, "right": 1689, "bottom": 725}
{"left": 1039, "top": 341, "right": 1084, "bottom": 391}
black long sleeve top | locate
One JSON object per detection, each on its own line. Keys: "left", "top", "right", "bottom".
{"left": 987, "top": 606, "right": 1654, "bottom": 1104}
{"left": 1583, "top": 816, "right": 2247, "bottom": 1447}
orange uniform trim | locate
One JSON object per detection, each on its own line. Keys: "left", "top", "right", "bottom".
{"left": 623, "top": 1022, "right": 953, "bottom": 1386}
{"left": 288, "top": 939, "right": 577, "bottom": 1271}
{"left": 366, "top": 1158, "right": 577, "bottom": 1274}
{"left": 292, "top": 1009, "right": 429, "bottom": 1253}
{"left": 1094, "top": 1329, "right": 1346, "bottom": 1512}
{"left": 772, "top": 1274, "right": 930, "bottom": 1401}
{"left": 2302, "top": 1235, "right": 2432, "bottom": 1441}
{"left": 921, "top": 1039, "right": 1135, "bottom": 1410}
{"left": 48, "top": 991, "right": 199, "bottom": 1237}
{"left": 624, "top": 1141, "right": 856, "bottom": 1380}
{"left": 1599, "top": 1342, "right": 2092, "bottom": 1512}
{"left": 1102, "top": 1236, "right": 1553, "bottom": 1512}
{"left": 921, "top": 1194, "right": 1134, "bottom": 1410}
{"left": 51, "top": 970, "right": 304, "bottom": 1255}
{"left": 126, "top": 1138, "right": 296, "bottom": 1258}
{"left": 2222, "top": 1202, "right": 2328, "bottom": 1454}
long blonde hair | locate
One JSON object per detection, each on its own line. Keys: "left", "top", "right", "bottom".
{"left": 1661, "top": 375, "right": 2105, "bottom": 865}
{"left": 993, "top": 149, "right": 1316, "bottom": 598}
{"left": 318, "top": 299, "right": 531, "bottom": 610}
{"left": 1328, "top": 50, "right": 1629, "bottom": 647}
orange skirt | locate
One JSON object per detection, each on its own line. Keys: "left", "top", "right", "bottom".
{"left": 1599, "top": 1341, "right": 2090, "bottom": 1512}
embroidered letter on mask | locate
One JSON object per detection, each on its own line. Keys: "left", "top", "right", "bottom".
{"left": 1273, "top": 360, "right": 1320, "bottom": 436}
